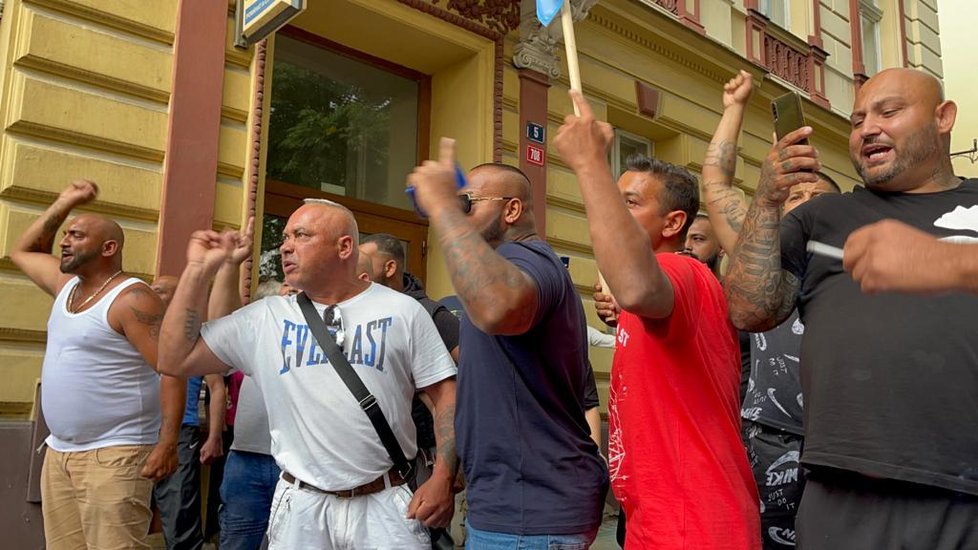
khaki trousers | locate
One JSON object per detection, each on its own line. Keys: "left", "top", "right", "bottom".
{"left": 41, "top": 445, "right": 154, "bottom": 550}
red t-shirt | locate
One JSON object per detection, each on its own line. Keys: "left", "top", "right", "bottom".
{"left": 608, "top": 253, "right": 759, "bottom": 549}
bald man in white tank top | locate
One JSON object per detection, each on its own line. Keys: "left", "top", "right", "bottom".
{"left": 11, "top": 180, "right": 184, "bottom": 549}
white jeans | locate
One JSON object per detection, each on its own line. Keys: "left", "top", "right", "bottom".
{"left": 266, "top": 476, "right": 430, "bottom": 550}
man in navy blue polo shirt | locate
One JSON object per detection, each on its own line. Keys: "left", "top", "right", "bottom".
{"left": 407, "top": 141, "right": 608, "bottom": 548}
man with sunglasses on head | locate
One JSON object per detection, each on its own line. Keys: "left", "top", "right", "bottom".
{"left": 157, "top": 199, "right": 458, "bottom": 549}
{"left": 406, "top": 140, "right": 608, "bottom": 549}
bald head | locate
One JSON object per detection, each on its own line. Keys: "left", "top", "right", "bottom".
{"left": 469, "top": 163, "right": 532, "bottom": 204}
{"left": 74, "top": 214, "right": 125, "bottom": 248}
{"left": 59, "top": 214, "right": 124, "bottom": 274}
{"left": 849, "top": 68, "right": 957, "bottom": 192}
{"left": 300, "top": 199, "right": 359, "bottom": 246}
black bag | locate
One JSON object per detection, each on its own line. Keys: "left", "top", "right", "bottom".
{"left": 298, "top": 292, "right": 455, "bottom": 550}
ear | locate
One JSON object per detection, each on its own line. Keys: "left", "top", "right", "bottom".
{"left": 936, "top": 100, "right": 957, "bottom": 135}
{"left": 337, "top": 235, "right": 355, "bottom": 260}
{"left": 383, "top": 258, "right": 398, "bottom": 279}
{"left": 502, "top": 198, "right": 524, "bottom": 225}
{"left": 660, "top": 210, "right": 687, "bottom": 240}
{"left": 102, "top": 240, "right": 119, "bottom": 257}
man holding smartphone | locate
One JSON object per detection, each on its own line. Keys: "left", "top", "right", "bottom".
{"left": 725, "top": 68, "right": 978, "bottom": 549}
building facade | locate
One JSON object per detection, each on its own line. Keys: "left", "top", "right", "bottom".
{"left": 0, "top": 0, "right": 943, "bottom": 543}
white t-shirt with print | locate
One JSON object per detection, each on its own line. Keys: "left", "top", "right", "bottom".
{"left": 201, "top": 283, "right": 456, "bottom": 490}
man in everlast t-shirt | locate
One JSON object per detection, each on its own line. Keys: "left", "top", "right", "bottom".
{"left": 725, "top": 68, "right": 978, "bottom": 550}
{"left": 406, "top": 141, "right": 607, "bottom": 548}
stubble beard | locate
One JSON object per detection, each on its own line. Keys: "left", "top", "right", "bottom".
{"left": 856, "top": 124, "right": 939, "bottom": 189}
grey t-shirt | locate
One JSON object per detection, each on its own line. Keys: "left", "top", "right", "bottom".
{"left": 741, "top": 310, "right": 804, "bottom": 435}
{"left": 230, "top": 375, "right": 271, "bottom": 455}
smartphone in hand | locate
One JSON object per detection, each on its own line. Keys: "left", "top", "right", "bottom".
{"left": 772, "top": 92, "right": 808, "bottom": 145}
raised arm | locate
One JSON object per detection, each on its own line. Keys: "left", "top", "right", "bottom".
{"left": 724, "top": 127, "right": 820, "bottom": 331}
{"left": 207, "top": 217, "right": 254, "bottom": 320}
{"left": 406, "top": 139, "right": 540, "bottom": 336}
{"left": 409, "top": 377, "right": 458, "bottom": 528}
{"left": 11, "top": 180, "right": 98, "bottom": 296}
{"left": 702, "top": 71, "right": 753, "bottom": 254}
{"left": 554, "top": 91, "right": 674, "bottom": 319}
{"left": 158, "top": 230, "right": 238, "bottom": 377}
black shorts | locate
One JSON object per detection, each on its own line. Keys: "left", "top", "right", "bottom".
{"left": 797, "top": 469, "right": 978, "bottom": 550}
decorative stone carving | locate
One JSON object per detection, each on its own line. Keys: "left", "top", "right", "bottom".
{"left": 431, "top": 0, "right": 521, "bottom": 35}
{"left": 513, "top": 0, "right": 599, "bottom": 79}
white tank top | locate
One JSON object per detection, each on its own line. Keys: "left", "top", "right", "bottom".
{"left": 43, "top": 277, "right": 161, "bottom": 452}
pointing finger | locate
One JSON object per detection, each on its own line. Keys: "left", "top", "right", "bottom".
{"left": 438, "top": 137, "right": 456, "bottom": 167}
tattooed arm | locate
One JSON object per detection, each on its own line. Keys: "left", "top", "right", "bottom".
{"left": 724, "top": 127, "right": 821, "bottom": 331}
{"left": 110, "top": 283, "right": 184, "bottom": 480}
{"left": 410, "top": 377, "right": 458, "bottom": 528}
{"left": 11, "top": 179, "right": 98, "bottom": 296}
{"left": 702, "top": 71, "right": 752, "bottom": 254}
{"left": 429, "top": 207, "right": 539, "bottom": 335}
{"left": 158, "top": 231, "right": 235, "bottom": 377}
{"left": 407, "top": 138, "right": 540, "bottom": 336}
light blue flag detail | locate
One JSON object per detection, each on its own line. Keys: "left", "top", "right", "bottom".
{"left": 537, "top": 0, "right": 563, "bottom": 26}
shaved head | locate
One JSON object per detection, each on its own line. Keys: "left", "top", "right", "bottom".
{"left": 301, "top": 199, "right": 359, "bottom": 246}
{"left": 461, "top": 163, "right": 537, "bottom": 247}
{"left": 74, "top": 214, "right": 125, "bottom": 248}
{"left": 59, "top": 214, "right": 124, "bottom": 273}
{"left": 469, "top": 163, "right": 532, "bottom": 204}
{"left": 849, "top": 68, "right": 957, "bottom": 192}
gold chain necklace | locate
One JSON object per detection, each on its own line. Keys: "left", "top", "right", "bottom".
{"left": 68, "top": 270, "right": 123, "bottom": 313}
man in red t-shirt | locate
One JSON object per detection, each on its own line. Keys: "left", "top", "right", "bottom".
{"left": 555, "top": 91, "right": 759, "bottom": 549}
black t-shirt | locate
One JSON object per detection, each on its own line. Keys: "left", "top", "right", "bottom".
{"left": 742, "top": 310, "right": 804, "bottom": 435}
{"left": 456, "top": 240, "right": 607, "bottom": 535}
{"left": 780, "top": 180, "right": 978, "bottom": 495}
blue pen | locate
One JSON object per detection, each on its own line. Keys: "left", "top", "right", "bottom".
{"left": 407, "top": 164, "right": 467, "bottom": 219}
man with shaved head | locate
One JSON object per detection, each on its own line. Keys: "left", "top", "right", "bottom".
{"left": 408, "top": 143, "right": 607, "bottom": 548}
{"left": 11, "top": 179, "right": 183, "bottom": 549}
{"left": 158, "top": 199, "right": 458, "bottom": 549}
{"left": 724, "top": 68, "right": 978, "bottom": 548}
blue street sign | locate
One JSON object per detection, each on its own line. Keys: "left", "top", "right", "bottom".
{"left": 527, "top": 122, "right": 546, "bottom": 144}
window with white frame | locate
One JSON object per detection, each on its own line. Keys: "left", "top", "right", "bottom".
{"left": 758, "top": 0, "right": 790, "bottom": 29}
{"left": 859, "top": 0, "right": 883, "bottom": 76}
{"left": 611, "top": 130, "right": 653, "bottom": 178}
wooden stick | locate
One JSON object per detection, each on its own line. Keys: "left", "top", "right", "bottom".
{"left": 561, "top": 1, "right": 582, "bottom": 115}
{"left": 561, "top": 2, "right": 609, "bottom": 293}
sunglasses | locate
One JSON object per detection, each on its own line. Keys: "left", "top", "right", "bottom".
{"left": 458, "top": 193, "right": 515, "bottom": 214}
{"left": 323, "top": 304, "right": 345, "bottom": 346}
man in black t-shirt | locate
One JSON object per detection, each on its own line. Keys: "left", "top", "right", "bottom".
{"left": 406, "top": 142, "right": 607, "bottom": 548}
{"left": 725, "top": 68, "right": 978, "bottom": 549}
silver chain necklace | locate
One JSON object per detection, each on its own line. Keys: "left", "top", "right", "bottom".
{"left": 68, "top": 270, "right": 123, "bottom": 313}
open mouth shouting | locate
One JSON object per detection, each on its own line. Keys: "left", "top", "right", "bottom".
{"left": 861, "top": 143, "right": 894, "bottom": 166}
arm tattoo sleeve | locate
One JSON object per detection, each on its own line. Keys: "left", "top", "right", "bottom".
{"left": 434, "top": 403, "right": 458, "bottom": 475}
{"left": 724, "top": 200, "right": 800, "bottom": 331}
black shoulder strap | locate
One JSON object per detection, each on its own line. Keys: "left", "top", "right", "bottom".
{"left": 296, "top": 292, "right": 413, "bottom": 478}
